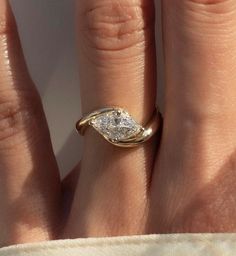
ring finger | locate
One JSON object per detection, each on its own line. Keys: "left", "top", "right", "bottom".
{"left": 64, "top": 0, "right": 159, "bottom": 237}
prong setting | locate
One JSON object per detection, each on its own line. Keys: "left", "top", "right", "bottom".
{"left": 76, "top": 107, "right": 161, "bottom": 147}
{"left": 91, "top": 109, "right": 142, "bottom": 142}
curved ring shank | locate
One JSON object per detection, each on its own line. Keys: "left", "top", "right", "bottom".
{"left": 76, "top": 107, "right": 162, "bottom": 148}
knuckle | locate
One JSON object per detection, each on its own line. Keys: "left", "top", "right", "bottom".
{"left": 168, "top": 0, "right": 236, "bottom": 48}
{"left": 79, "top": 1, "right": 154, "bottom": 52}
{"left": 0, "top": 89, "right": 45, "bottom": 148}
{"left": 185, "top": 0, "right": 236, "bottom": 16}
{"left": 189, "top": 0, "right": 229, "bottom": 3}
{"left": 188, "top": 0, "right": 231, "bottom": 5}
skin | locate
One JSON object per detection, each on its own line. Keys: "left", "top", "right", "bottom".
{"left": 0, "top": 0, "right": 236, "bottom": 246}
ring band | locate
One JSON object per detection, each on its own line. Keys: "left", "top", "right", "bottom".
{"left": 76, "top": 107, "right": 162, "bottom": 148}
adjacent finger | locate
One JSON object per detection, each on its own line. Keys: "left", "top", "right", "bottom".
{"left": 64, "top": 0, "right": 158, "bottom": 237}
{"left": 0, "top": 0, "right": 61, "bottom": 246}
{"left": 151, "top": 0, "right": 236, "bottom": 232}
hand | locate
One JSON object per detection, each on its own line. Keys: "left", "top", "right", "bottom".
{"left": 1, "top": 0, "right": 236, "bottom": 246}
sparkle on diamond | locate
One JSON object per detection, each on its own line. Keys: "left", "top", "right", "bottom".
{"left": 91, "top": 110, "right": 142, "bottom": 141}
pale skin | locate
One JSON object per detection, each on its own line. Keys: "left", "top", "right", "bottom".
{"left": 0, "top": 0, "right": 236, "bottom": 247}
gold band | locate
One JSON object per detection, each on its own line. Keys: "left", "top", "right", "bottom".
{"left": 76, "top": 107, "right": 162, "bottom": 148}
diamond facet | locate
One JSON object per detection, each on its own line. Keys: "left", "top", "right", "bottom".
{"left": 91, "top": 109, "right": 142, "bottom": 141}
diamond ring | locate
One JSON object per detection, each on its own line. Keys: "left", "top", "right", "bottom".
{"left": 76, "top": 107, "right": 162, "bottom": 148}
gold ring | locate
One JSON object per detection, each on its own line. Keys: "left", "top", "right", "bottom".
{"left": 76, "top": 107, "right": 162, "bottom": 148}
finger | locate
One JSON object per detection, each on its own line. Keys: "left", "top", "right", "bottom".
{"left": 64, "top": 0, "right": 158, "bottom": 237}
{"left": 0, "top": 1, "right": 60, "bottom": 245}
{"left": 151, "top": 0, "right": 236, "bottom": 232}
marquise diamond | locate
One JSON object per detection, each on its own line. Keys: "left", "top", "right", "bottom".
{"left": 91, "top": 109, "right": 142, "bottom": 141}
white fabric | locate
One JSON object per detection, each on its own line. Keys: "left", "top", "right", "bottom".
{"left": 1, "top": 234, "right": 236, "bottom": 256}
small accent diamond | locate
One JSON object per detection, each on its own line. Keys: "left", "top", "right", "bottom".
{"left": 92, "top": 109, "right": 142, "bottom": 141}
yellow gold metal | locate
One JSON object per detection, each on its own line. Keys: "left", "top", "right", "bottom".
{"left": 76, "top": 107, "right": 162, "bottom": 148}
